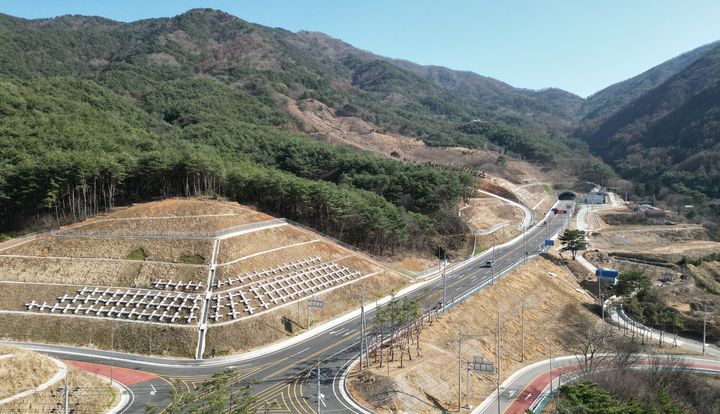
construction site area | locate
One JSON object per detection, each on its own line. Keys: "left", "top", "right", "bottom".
{"left": 577, "top": 204, "right": 720, "bottom": 348}
{"left": 0, "top": 199, "right": 408, "bottom": 357}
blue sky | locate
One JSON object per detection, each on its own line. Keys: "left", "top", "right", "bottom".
{"left": 2, "top": 0, "right": 720, "bottom": 97}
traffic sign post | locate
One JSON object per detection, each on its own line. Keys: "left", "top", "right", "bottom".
{"left": 307, "top": 297, "right": 324, "bottom": 328}
{"left": 465, "top": 356, "right": 495, "bottom": 409}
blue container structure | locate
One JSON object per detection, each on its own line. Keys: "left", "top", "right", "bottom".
{"left": 595, "top": 268, "right": 619, "bottom": 278}
{"left": 595, "top": 268, "right": 619, "bottom": 285}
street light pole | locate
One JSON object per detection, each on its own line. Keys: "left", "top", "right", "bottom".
{"left": 521, "top": 300, "right": 525, "bottom": 362}
{"left": 443, "top": 265, "right": 447, "bottom": 315}
{"left": 703, "top": 302, "right": 708, "bottom": 355}
{"left": 496, "top": 309, "right": 501, "bottom": 414}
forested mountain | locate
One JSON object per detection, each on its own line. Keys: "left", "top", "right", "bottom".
{"left": 579, "top": 40, "right": 720, "bottom": 123}
{"left": 577, "top": 42, "right": 720, "bottom": 206}
{"left": 0, "top": 8, "right": 600, "bottom": 255}
{"left": 391, "top": 60, "right": 584, "bottom": 133}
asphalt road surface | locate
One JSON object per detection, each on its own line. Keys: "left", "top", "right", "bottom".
{"left": 11, "top": 202, "right": 568, "bottom": 413}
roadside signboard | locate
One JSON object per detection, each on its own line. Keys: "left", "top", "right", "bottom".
{"left": 308, "top": 298, "right": 325, "bottom": 308}
{"left": 471, "top": 356, "right": 494, "bottom": 373}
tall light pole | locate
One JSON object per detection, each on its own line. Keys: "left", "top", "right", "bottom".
{"left": 703, "top": 302, "right": 708, "bottom": 355}
{"left": 491, "top": 235, "right": 496, "bottom": 286}
{"left": 523, "top": 225, "right": 528, "bottom": 264}
{"left": 496, "top": 309, "right": 501, "bottom": 414}
{"left": 316, "top": 360, "right": 321, "bottom": 414}
{"left": 442, "top": 263, "right": 447, "bottom": 315}
{"left": 547, "top": 339, "right": 553, "bottom": 398}
{"left": 520, "top": 300, "right": 525, "bottom": 362}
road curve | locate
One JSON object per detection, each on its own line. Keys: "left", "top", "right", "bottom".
{"left": 6, "top": 199, "right": 568, "bottom": 413}
{"left": 473, "top": 354, "right": 720, "bottom": 414}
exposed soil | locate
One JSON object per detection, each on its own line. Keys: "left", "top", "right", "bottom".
{"left": 348, "top": 256, "right": 599, "bottom": 413}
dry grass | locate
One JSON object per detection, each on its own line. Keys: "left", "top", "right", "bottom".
{"left": 217, "top": 240, "right": 351, "bottom": 280}
{"left": 461, "top": 196, "right": 524, "bottom": 232}
{"left": 0, "top": 344, "right": 58, "bottom": 399}
{"left": 0, "top": 283, "right": 75, "bottom": 310}
{"left": 2, "top": 235, "right": 213, "bottom": 264}
{"left": 0, "top": 314, "right": 197, "bottom": 357}
{"left": 205, "top": 270, "right": 408, "bottom": 356}
{"left": 216, "top": 225, "right": 316, "bottom": 264}
{"left": 2, "top": 366, "right": 116, "bottom": 413}
{"left": 104, "top": 198, "right": 264, "bottom": 219}
{"left": 0, "top": 256, "right": 206, "bottom": 287}
{"left": 348, "top": 257, "right": 598, "bottom": 413}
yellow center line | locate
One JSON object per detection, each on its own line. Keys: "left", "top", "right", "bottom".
{"left": 294, "top": 370, "right": 315, "bottom": 414}
{"left": 280, "top": 389, "right": 291, "bottom": 412}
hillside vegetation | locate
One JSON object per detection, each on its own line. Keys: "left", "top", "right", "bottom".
{"left": 0, "top": 9, "right": 597, "bottom": 254}
{"left": 577, "top": 42, "right": 720, "bottom": 215}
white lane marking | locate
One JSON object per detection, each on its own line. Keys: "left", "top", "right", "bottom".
{"left": 150, "top": 384, "right": 157, "bottom": 396}
{"left": 524, "top": 392, "right": 533, "bottom": 400}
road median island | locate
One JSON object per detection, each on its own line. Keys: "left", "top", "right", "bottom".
{"left": 0, "top": 344, "right": 116, "bottom": 412}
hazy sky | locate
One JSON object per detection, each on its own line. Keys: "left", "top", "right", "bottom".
{"left": 2, "top": 0, "right": 720, "bottom": 97}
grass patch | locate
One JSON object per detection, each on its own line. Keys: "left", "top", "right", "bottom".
{"left": 126, "top": 247, "right": 148, "bottom": 261}
{"left": 179, "top": 254, "right": 205, "bottom": 264}
{"left": 542, "top": 184, "right": 553, "bottom": 194}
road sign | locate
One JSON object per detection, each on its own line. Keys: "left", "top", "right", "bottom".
{"left": 470, "top": 356, "right": 494, "bottom": 373}
{"left": 308, "top": 298, "right": 324, "bottom": 308}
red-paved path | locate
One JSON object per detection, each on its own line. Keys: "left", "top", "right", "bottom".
{"left": 505, "top": 361, "right": 720, "bottom": 413}
{"left": 65, "top": 360, "right": 157, "bottom": 386}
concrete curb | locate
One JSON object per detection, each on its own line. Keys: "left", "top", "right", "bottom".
{"left": 0, "top": 355, "right": 67, "bottom": 406}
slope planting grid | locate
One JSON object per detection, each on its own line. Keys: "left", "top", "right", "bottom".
{"left": 25, "top": 287, "right": 202, "bottom": 325}
{"left": 207, "top": 258, "right": 364, "bottom": 322}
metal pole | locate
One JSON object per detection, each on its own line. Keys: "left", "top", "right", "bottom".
{"left": 521, "top": 300, "right": 525, "bottom": 363}
{"left": 307, "top": 299, "right": 311, "bottom": 329}
{"left": 703, "top": 302, "right": 707, "bottom": 355}
{"left": 64, "top": 376, "right": 69, "bottom": 414}
{"left": 457, "top": 329, "right": 462, "bottom": 412}
{"left": 524, "top": 226, "right": 527, "bottom": 263}
{"left": 496, "top": 309, "right": 501, "bottom": 414}
{"left": 493, "top": 235, "right": 496, "bottom": 262}
{"left": 598, "top": 278, "right": 604, "bottom": 321}
{"left": 466, "top": 364, "right": 471, "bottom": 409}
{"left": 110, "top": 325, "right": 114, "bottom": 386}
{"left": 549, "top": 341, "right": 553, "bottom": 396}
{"left": 317, "top": 360, "right": 321, "bottom": 414}
{"left": 472, "top": 232, "right": 477, "bottom": 256}
{"left": 443, "top": 260, "right": 447, "bottom": 315}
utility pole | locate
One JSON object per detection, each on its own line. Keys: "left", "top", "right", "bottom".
{"left": 598, "top": 278, "right": 604, "bottom": 321}
{"left": 359, "top": 289, "right": 369, "bottom": 370}
{"left": 520, "top": 300, "right": 525, "bottom": 362}
{"left": 496, "top": 309, "right": 501, "bottom": 414}
{"left": 458, "top": 328, "right": 462, "bottom": 411}
{"left": 523, "top": 225, "right": 528, "bottom": 263}
{"left": 64, "top": 376, "right": 69, "bottom": 414}
{"left": 703, "top": 302, "right": 708, "bottom": 355}
{"left": 548, "top": 339, "right": 553, "bottom": 397}
{"left": 317, "top": 360, "right": 321, "bottom": 414}
{"left": 454, "top": 329, "right": 483, "bottom": 410}
{"left": 442, "top": 254, "right": 447, "bottom": 315}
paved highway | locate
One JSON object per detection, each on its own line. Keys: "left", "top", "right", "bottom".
{"left": 9, "top": 201, "right": 569, "bottom": 413}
